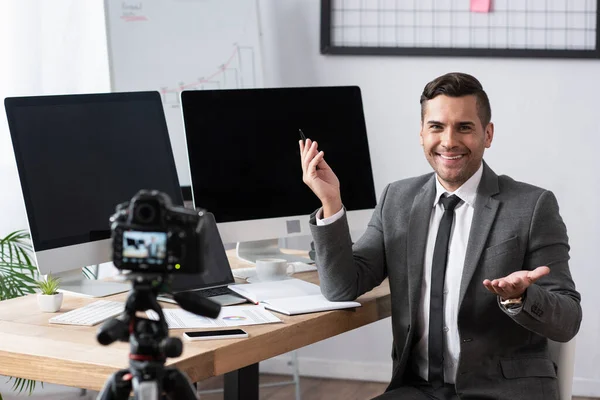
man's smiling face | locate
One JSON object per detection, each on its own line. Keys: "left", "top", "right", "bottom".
{"left": 420, "top": 94, "right": 494, "bottom": 191}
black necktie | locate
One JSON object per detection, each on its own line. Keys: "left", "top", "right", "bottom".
{"left": 428, "top": 194, "right": 461, "bottom": 387}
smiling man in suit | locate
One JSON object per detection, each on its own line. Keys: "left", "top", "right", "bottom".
{"left": 299, "top": 72, "right": 582, "bottom": 400}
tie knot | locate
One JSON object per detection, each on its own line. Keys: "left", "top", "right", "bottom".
{"left": 440, "top": 195, "right": 461, "bottom": 211}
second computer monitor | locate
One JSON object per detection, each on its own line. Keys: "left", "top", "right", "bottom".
{"left": 181, "top": 86, "right": 376, "bottom": 261}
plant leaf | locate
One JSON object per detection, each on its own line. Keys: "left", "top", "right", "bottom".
{"left": 0, "top": 230, "right": 41, "bottom": 393}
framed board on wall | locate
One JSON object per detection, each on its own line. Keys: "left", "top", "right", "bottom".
{"left": 104, "top": 0, "right": 264, "bottom": 186}
{"left": 321, "top": 0, "right": 600, "bottom": 58}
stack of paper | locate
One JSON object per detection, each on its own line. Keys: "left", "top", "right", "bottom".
{"left": 147, "top": 305, "right": 281, "bottom": 329}
{"left": 228, "top": 278, "right": 361, "bottom": 315}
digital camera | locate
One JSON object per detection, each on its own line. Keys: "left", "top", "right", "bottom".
{"left": 111, "top": 190, "right": 205, "bottom": 274}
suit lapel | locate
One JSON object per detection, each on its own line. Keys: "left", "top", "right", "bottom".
{"left": 407, "top": 174, "right": 436, "bottom": 322}
{"left": 459, "top": 162, "right": 500, "bottom": 308}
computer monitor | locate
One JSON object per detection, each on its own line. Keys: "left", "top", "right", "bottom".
{"left": 181, "top": 86, "right": 376, "bottom": 263}
{"left": 5, "top": 91, "right": 183, "bottom": 297}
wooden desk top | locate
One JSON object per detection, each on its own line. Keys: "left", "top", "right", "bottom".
{"left": 0, "top": 250, "right": 390, "bottom": 391}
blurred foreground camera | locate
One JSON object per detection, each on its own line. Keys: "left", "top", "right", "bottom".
{"left": 110, "top": 190, "right": 205, "bottom": 274}
{"left": 98, "top": 190, "right": 220, "bottom": 400}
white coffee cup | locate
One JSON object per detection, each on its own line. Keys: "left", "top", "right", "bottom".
{"left": 255, "top": 258, "right": 294, "bottom": 281}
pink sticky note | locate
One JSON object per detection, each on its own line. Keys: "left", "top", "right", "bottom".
{"left": 471, "top": 0, "right": 491, "bottom": 13}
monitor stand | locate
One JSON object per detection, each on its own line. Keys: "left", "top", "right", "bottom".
{"left": 236, "top": 239, "right": 313, "bottom": 264}
{"left": 54, "top": 268, "right": 130, "bottom": 298}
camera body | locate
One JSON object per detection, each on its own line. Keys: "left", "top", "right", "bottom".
{"left": 111, "top": 190, "right": 204, "bottom": 274}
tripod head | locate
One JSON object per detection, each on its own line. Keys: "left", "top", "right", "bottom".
{"left": 96, "top": 273, "right": 221, "bottom": 400}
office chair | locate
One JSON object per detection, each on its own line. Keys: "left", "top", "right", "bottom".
{"left": 548, "top": 338, "right": 576, "bottom": 400}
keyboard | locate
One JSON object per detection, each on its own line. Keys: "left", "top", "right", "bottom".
{"left": 193, "top": 286, "right": 233, "bottom": 297}
{"left": 49, "top": 300, "right": 124, "bottom": 326}
{"left": 232, "top": 262, "right": 317, "bottom": 280}
{"left": 157, "top": 286, "right": 235, "bottom": 302}
{"left": 157, "top": 286, "right": 246, "bottom": 306}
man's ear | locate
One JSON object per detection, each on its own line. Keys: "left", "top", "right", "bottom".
{"left": 484, "top": 122, "right": 494, "bottom": 148}
{"left": 419, "top": 124, "right": 424, "bottom": 146}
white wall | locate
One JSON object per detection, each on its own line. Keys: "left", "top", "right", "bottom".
{"left": 0, "top": 0, "right": 110, "bottom": 237}
{"left": 0, "top": 2, "right": 40, "bottom": 236}
{"left": 258, "top": 1, "right": 600, "bottom": 396}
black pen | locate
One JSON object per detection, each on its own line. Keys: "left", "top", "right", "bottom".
{"left": 299, "top": 128, "right": 307, "bottom": 142}
{"left": 299, "top": 129, "right": 320, "bottom": 169}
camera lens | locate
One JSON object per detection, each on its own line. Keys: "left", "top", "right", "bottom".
{"left": 134, "top": 203, "right": 157, "bottom": 224}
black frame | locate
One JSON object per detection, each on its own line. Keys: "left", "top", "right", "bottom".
{"left": 320, "top": 0, "right": 600, "bottom": 59}
{"left": 5, "top": 91, "right": 182, "bottom": 251}
{"left": 180, "top": 86, "right": 377, "bottom": 223}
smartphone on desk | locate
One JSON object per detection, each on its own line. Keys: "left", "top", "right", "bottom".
{"left": 183, "top": 329, "right": 249, "bottom": 341}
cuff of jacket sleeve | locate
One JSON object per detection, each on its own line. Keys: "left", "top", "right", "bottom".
{"left": 316, "top": 206, "right": 345, "bottom": 226}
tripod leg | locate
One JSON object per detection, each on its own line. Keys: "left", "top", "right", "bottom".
{"left": 224, "top": 363, "right": 259, "bottom": 400}
{"left": 96, "top": 370, "right": 132, "bottom": 400}
{"left": 162, "top": 368, "right": 199, "bottom": 400}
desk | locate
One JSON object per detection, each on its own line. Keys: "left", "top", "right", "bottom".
{"left": 0, "top": 251, "right": 391, "bottom": 399}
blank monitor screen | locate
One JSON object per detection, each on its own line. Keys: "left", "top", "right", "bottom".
{"left": 5, "top": 91, "right": 183, "bottom": 253}
{"left": 181, "top": 86, "right": 376, "bottom": 223}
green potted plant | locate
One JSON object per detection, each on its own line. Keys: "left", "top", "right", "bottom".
{"left": 36, "top": 273, "right": 62, "bottom": 312}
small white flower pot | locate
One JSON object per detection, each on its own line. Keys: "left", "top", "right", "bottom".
{"left": 37, "top": 292, "right": 63, "bottom": 313}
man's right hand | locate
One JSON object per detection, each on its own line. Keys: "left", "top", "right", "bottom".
{"left": 299, "top": 138, "right": 342, "bottom": 218}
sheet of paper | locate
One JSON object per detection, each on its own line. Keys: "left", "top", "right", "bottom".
{"left": 263, "top": 294, "right": 361, "bottom": 315}
{"left": 228, "top": 278, "right": 321, "bottom": 303}
{"left": 470, "top": 0, "right": 491, "bottom": 13}
{"left": 146, "top": 305, "right": 282, "bottom": 329}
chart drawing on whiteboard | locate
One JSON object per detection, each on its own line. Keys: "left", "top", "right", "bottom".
{"left": 105, "top": 0, "right": 264, "bottom": 185}
{"left": 160, "top": 44, "right": 259, "bottom": 108}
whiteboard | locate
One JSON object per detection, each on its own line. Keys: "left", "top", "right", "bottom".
{"left": 322, "top": 0, "right": 600, "bottom": 58}
{"left": 104, "top": 0, "right": 264, "bottom": 185}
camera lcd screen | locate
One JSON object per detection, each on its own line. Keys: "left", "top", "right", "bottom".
{"left": 122, "top": 231, "right": 167, "bottom": 265}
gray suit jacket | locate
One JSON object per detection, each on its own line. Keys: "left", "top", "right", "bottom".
{"left": 309, "top": 162, "right": 582, "bottom": 400}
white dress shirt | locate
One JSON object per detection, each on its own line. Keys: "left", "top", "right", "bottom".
{"left": 316, "top": 163, "right": 484, "bottom": 384}
{"left": 412, "top": 164, "right": 482, "bottom": 383}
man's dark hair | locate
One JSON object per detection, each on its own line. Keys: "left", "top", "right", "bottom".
{"left": 420, "top": 72, "right": 491, "bottom": 127}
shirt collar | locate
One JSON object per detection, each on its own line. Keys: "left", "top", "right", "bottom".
{"left": 433, "top": 163, "right": 484, "bottom": 208}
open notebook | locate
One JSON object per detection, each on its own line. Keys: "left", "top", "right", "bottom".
{"left": 227, "top": 278, "right": 361, "bottom": 315}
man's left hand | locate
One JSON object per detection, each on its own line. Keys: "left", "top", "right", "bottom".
{"left": 483, "top": 266, "right": 550, "bottom": 299}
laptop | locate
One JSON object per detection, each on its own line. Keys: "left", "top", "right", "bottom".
{"left": 158, "top": 212, "right": 246, "bottom": 306}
